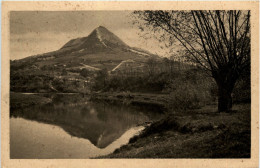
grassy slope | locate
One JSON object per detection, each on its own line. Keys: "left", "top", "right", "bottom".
{"left": 100, "top": 103, "right": 250, "bottom": 158}
{"left": 16, "top": 49, "right": 150, "bottom": 71}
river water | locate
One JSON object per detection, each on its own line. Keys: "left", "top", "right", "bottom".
{"left": 10, "top": 94, "right": 163, "bottom": 158}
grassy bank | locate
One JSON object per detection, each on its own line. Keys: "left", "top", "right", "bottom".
{"left": 99, "top": 103, "right": 250, "bottom": 158}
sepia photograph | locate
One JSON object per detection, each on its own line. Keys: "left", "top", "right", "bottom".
{"left": 1, "top": 1, "right": 259, "bottom": 168}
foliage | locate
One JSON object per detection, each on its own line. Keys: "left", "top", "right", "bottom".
{"left": 168, "top": 81, "right": 213, "bottom": 111}
{"left": 10, "top": 70, "right": 89, "bottom": 93}
{"left": 61, "top": 69, "right": 68, "bottom": 76}
{"left": 92, "top": 68, "right": 109, "bottom": 91}
{"left": 133, "top": 10, "right": 251, "bottom": 112}
{"left": 167, "top": 69, "right": 215, "bottom": 111}
{"left": 146, "top": 57, "right": 157, "bottom": 75}
{"left": 80, "top": 68, "right": 91, "bottom": 78}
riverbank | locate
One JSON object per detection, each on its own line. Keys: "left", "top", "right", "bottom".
{"left": 10, "top": 92, "right": 251, "bottom": 158}
{"left": 99, "top": 103, "right": 250, "bottom": 158}
{"left": 10, "top": 92, "right": 90, "bottom": 110}
{"left": 90, "top": 92, "right": 169, "bottom": 113}
{"left": 10, "top": 91, "right": 166, "bottom": 112}
{"left": 10, "top": 92, "right": 52, "bottom": 109}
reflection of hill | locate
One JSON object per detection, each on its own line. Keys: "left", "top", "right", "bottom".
{"left": 11, "top": 95, "right": 152, "bottom": 148}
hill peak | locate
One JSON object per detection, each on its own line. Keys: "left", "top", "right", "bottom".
{"left": 60, "top": 26, "right": 128, "bottom": 51}
{"left": 95, "top": 25, "right": 107, "bottom": 30}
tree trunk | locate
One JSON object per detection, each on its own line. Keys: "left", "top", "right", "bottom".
{"left": 217, "top": 83, "right": 233, "bottom": 112}
{"left": 213, "top": 69, "right": 237, "bottom": 112}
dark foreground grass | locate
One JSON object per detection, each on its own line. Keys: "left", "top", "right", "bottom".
{"left": 99, "top": 103, "right": 250, "bottom": 158}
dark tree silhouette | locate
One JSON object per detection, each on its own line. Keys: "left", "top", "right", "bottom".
{"left": 93, "top": 68, "right": 108, "bottom": 91}
{"left": 133, "top": 10, "right": 250, "bottom": 112}
{"left": 146, "top": 57, "right": 157, "bottom": 75}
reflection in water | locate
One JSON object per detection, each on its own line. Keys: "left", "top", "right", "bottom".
{"left": 10, "top": 94, "right": 162, "bottom": 158}
{"left": 10, "top": 118, "right": 144, "bottom": 158}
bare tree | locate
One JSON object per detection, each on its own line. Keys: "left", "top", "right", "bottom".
{"left": 133, "top": 10, "right": 250, "bottom": 112}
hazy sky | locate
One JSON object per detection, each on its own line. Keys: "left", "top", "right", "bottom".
{"left": 10, "top": 11, "right": 165, "bottom": 60}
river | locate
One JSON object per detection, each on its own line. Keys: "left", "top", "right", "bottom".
{"left": 10, "top": 94, "right": 163, "bottom": 158}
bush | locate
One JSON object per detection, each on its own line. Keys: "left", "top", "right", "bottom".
{"left": 168, "top": 81, "right": 213, "bottom": 111}
{"left": 232, "top": 75, "right": 250, "bottom": 103}
{"left": 80, "top": 69, "right": 90, "bottom": 78}
{"left": 91, "top": 69, "right": 108, "bottom": 91}
{"left": 61, "top": 69, "right": 68, "bottom": 76}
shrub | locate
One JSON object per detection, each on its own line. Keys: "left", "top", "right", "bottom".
{"left": 168, "top": 81, "right": 213, "bottom": 111}
{"left": 232, "top": 75, "right": 250, "bottom": 103}
{"left": 61, "top": 69, "right": 68, "bottom": 76}
{"left": 80, "top": 69, "right": 90, "bottom": 78}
